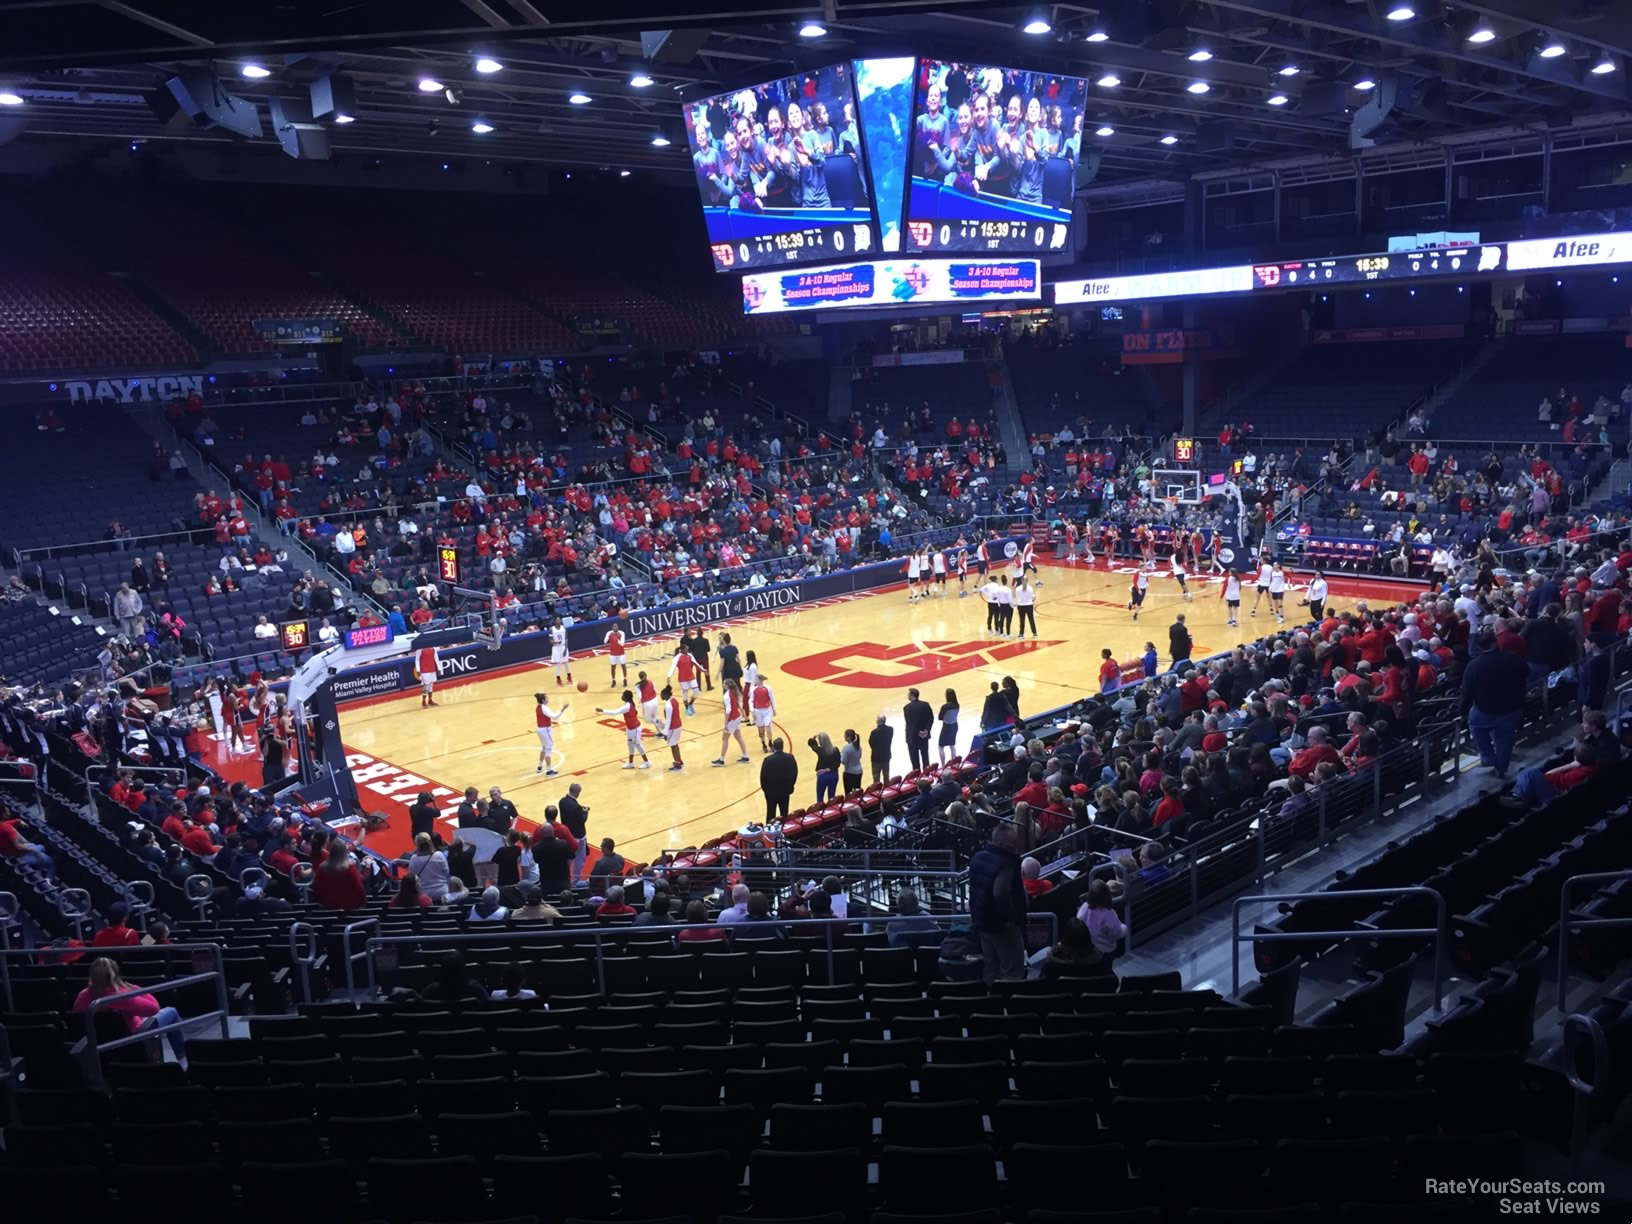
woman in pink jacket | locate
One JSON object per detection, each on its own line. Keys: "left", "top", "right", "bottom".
{"left": 73, "top": 957, "right": 188, "bottom": 1064}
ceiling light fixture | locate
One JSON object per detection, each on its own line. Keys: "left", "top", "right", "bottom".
{"left": 1187, "top": 81, "right": 1211, "bottom": 94}
{"left": 1160, "top": 134, "right": 1178, "bottom": 145}
{"left": 1386, "top": 5, "right": 1414, "bottom": 20}
{"left": 1592, "top": 53, "right": 1617, "bottom": 73}
{"left": 1278, "top": 64, "right": 1300, "bottom": 76}
{"left": 1022, "top": 12, "right": 1052, "bottom": 35}
{"left": 1188, "top": 49, "right": 1213, "bottom": 62}
{"left": 568, "top": 92, "right": 592, "bottom": 104}
{"left": 1538, "top": 40, "right": 1566, "bottom": 58}
{"left": 471, "top": 119, "right": 494, "bottom": 133}
{"left": 1097, "top": 74, "right": 1121, "bottom": 87}
{"left": 240, "top": 64, "right": 271, "bottom": 79}
{"left": 620, "top": 169, "right": 631, "bottom": 177}
{"left": 1267, "top": 93, "right": 1289, "bottom": 105}
{"left": 798, "top": 21, "right": 827, "bottom": 38}
{"left": 630, "top": 73, "right": 655, "bottom": 88}
{"left": 1467, "top": 25, "right": 1497, "bottom": 44}
{"left": 1354, "top": 78, "right": 1377, "bottom": 90}
{"left": 333, "top": 112, "right": 355, "bottom": 124}
{"left": 1086, "top": 29, "right": 1109, "bottom": 43}
{"left": 418, "top": 78, "right": 444, "bottom": 92}
{"left": 651, "top": 134, "right": 672, "bottom": 146}
{"left": 1096, "top": 125, "right": 1115, "bottom": 136}
{"left": 474, "top": 57, "right": 503, "bottom": 74}
{"left": 0, "top": 91, "right": 24, "bottom": 106}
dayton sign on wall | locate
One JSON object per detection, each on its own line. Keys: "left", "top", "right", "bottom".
{"left": 62, "top": 374, "right": 206, "bottom": 403}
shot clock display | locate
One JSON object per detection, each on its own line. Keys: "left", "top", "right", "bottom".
{"left": 280, "top": 621, "right": 310, "bottom": 653}
{"left": 437, "top": 544, "right": 460, "bottom": 584}
{"left": 903, "top": 59, "right": 1088, "bottom": 254}
{"left": 685, "top": 63, "right": 878, "bottom": 272}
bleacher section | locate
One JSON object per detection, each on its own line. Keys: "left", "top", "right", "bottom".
{"left": 1214, "top": 339, "right": 1475, "bottom": 438}
{"left": 853, "top": 360, "right": 994, "bottom": 435}
{"left": 1008, "top": 342, "right": 1154, "bottom": 436}
{"left": 0, "top": 600, "right": 106, "bottom": 686}
{"left": 1427, "top": 334, "right": 1630, "bottom": 443}
{"left": 0, "top": 199, "right": 196, "bottom": 373}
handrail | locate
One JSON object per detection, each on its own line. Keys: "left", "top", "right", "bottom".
{"left": 362, "top": 911, "right": 1055, "bottom": 1000}
{"left": 58, "top": 887, "right": 93, "bottom": 941}
{"left": 185, "top": 874, "right": 216, "bottom": 922}
{"left": 1562, "top": 1012, "right": 1607, "bottom": 1170}
{"left": 288, "top": 920, "right": 319, "bottom": 1002}
{"left": 120, "top": 879, "right": 156, "bottom": 929}
{"left": 77, "top": 969, "right": 231, "bottom": 1090}
{"left": 88, "top": 763, "right": 188, "bottom": 788}
{"left": 0, "top": 890, "right": 17, "bottom": 1011}
{"left": 1230, "top": 885, "right": 1447, "bottom": 1012}
{"left": 1556, "top": 870, "right": 1632, "bottom": 1014}
{"left": 341, "top": 916, "right": 381, "bottom": 1001}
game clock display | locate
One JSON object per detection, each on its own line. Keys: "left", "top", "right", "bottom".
{"left": 1252, "top": 245, "right": 1502, "bottom": 289}
{"left": 711, "top": 220, "right": 874, "bottom": 272}
{"left": 344, "top": 624, "right": 394, "bottom": 650}
{"left": 280, "top": 621, "right": 309, "bottom": 653}
{"left": 437, "top": 545, "right": 461, "bottom": 584}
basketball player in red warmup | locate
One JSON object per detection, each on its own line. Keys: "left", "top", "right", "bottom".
{"left": 603, "top": 623, "right": 629, "bottom": 690}
{"left": 597, "top": 690, "right": 651, "bottom": 769}
{"left": 748, "top": 674, "right": 777, "bottom": 752}
{"left": 658, "top": 684, "right": 685, "bottom": 771}
{"left": 712, "top": 678, "right": 751, "bottom": 766}
{"left": 668, "top": 645, "right": 700, "bottom": 716}
{"left": 534, "top": 692, "right": 569, "bottom": 775}
{"left": 415, "top": 642, "right": 438, "bottom": 708}
{"left": 635, "top": 671, "right": 660, "bottom": 734}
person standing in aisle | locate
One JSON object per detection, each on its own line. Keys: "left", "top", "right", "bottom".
{"left": 1013, "top": 577, "right": 1038, "bottom": 638}
{"left": 1305, "top": 570, "right": 1329, "bottom": 623}
{"left": 937, "top": 689, "right": 960, "bottom": 764}
{"left": 969, "top": 821, "right": 1027, "bottom": 983}
{"left": 558, "top": 783, "right": 590, "bottom": 882}
{"left": 903, "top": 688, "right": 935, "bottom": 773}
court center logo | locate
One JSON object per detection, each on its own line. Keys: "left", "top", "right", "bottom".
{"left": 783, "top": 639, "right": 1064, "bottom": 689}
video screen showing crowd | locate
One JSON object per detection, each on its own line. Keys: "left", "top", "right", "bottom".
{"left": 906, "top": 60, "right": 1088, "bottom": 251}
{"left": 686, "top": 64, "right": 877, "bottom": 272}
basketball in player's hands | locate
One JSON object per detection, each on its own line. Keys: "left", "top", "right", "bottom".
{"left": 577, "top": 681, "right": 589, "bottom": 692}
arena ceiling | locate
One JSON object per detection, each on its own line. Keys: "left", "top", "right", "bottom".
{"left": 1, "top": 0, "right": 1631, "bottom": 193}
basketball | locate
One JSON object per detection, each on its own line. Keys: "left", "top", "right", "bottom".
{"left": 619, "top": 608, "right": 629, "bottom": 620}
{"left": 576, "top": 681, "right": 589, "bottom": 692}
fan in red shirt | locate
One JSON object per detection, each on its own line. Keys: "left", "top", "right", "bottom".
{"left": 312, "top": 845, "right": 368, "bottom": 910}
{"left": 1288, "top": 727, "right": 1344, "bottom": 777}
{"left": 91, "top": 903, "right": 143, "bottom": 947}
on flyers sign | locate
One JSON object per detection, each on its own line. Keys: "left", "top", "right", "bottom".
{"left": 64, "top": 374, "right": 206, "bottom": 403}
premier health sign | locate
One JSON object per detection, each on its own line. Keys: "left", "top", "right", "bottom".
{"left": 742, "top": 258, "right": 1040, "bottom": 314}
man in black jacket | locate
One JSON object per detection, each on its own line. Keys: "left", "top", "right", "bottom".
{"left": 903, "top": 688, "right": 935, "bottom": 773}
{"left": 968, "top": 821, "right": 1027, "bottom": 983}
{"left": 868, "top": 716, "right": 895, "bottom": 785}
{"left": 1459, "top": 631, "right": 1530, "bottom": 777}
{"left": 760, "top": 738, "right": 799, "bottom": 824}
{"left": 408, "top": 792, "right": 439, "bottom": 843}
{"left": 1168, "top": 614, "right": 1192, "bottom": 666}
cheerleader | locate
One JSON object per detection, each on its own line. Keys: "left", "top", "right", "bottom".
{"left": 1129, "top": 564, "right": 1150, "bottom": 622}
{"left": 1221, "top": 570, "right": 1242, "bottom": 627}
{"left": 711, "top": 678, "right": 751, "bottom": 766}
{"left": 549, "top": 618, "right": 572, "bottom": 686}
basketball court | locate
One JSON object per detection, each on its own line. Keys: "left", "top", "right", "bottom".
{"left": 191, "top": 556, "right": 1413, "bottom": 864}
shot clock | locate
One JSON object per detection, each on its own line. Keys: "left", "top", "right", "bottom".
{"left": 280, "top": 621, "right": 310, "bottom": 652}
{"left": 437, "top": 544, "right": 460, "bottom": 584}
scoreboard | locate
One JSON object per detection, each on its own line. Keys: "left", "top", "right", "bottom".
{"left": 437, "top": 545, "right": 460, "bottom": 584}
{"left": 280, "top": 621, "right": 309, "bottom": 653}
{"left": 1250, "top": 245, "right": 1503, "bottom": 290}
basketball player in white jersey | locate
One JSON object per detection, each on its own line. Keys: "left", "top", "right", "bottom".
{"left": 1171, "top": 553, "right": 1194, "bottom": 601}
{"left": 955, "top": 547, "right": 969, "bottom": 595}
{"left": 534, "top": 692, "right": 568, "bottom": 775}
{"left": 1268, "top": 563, "right": 1288, "bottom": 624}
{"left": 1221, "top": 570, "right": 1243, "bottom": 627}
{"left": 905, "top": 550, "right": 923, "bottom": 602}
{"left": 1129, "top": 563, "right": 1150, "bottom": 622}
{"left": 711, "top": 678, "right": 751, "bottom": 766}
{"left": 1249, "top": 555, "right": 1274, "bottom": 618}
{"left": 549, "top": 619, "right": 572, "bottom": 685}
{"left": 1019, "top": 538, "right": 1040, "bottom": 583}
{"left": 748, "top": 676, "right": 777, "bottom": 753}
{"left": 657, "top": 684, "right": 685, "bottom": 770}
{"left": 597, "top": 690, "right": 650, "bottom": 768}
{"left": 603, "top": 623, "right": 629, "bottom": 689}
{"left": 931, "top": 546, "right": 947, "bottom": 594}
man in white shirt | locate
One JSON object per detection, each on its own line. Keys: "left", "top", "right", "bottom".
{"left": 317, "top": 618, "right": 339, "bottom": 644}
{"left": 399, "top": 517, "right": 419, "bottom": 538}
{"left": 333, "top": 529, "right": 356, "bottom": 557}
{"left": 980, "top": 578, "right": 1005, "bottom": 635}
{"left": 1453, "top": 584, "right": 1482, "bottom": 624}
{"left": 252, "top": 615, "right": 278, "bottom": 640}
{"left": 717, "top": 884, "right": 751, "bottom": 923}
